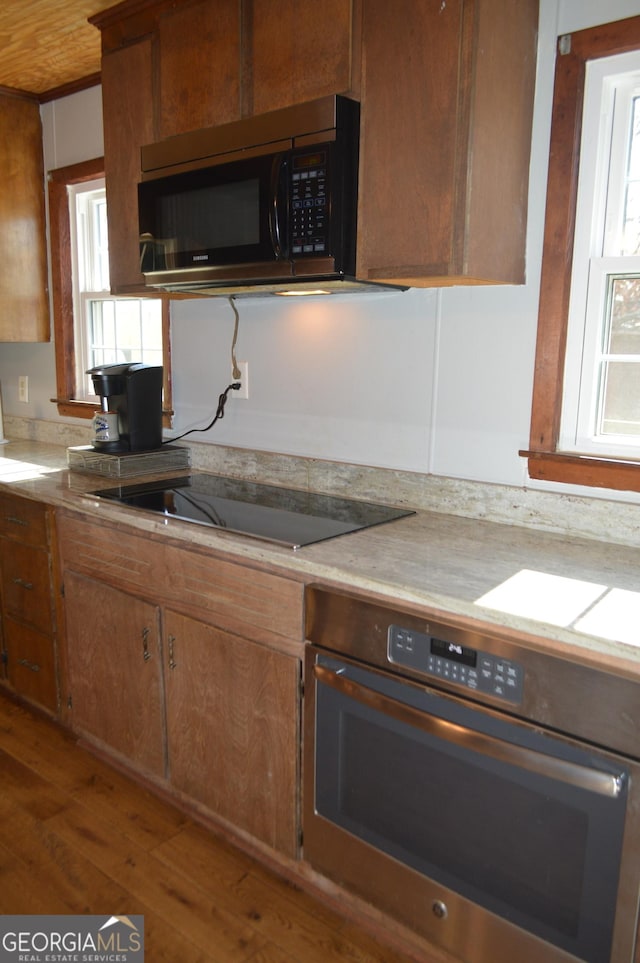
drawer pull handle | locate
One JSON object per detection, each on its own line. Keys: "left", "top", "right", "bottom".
{"left": 12, "top": 577, "right": 34, "bottom": 590}
{"left": 168, "top": 635, "right": 177, "bottom": 670}
{"left": 5, "top": 516, "right": 28, "bottom": 527}
{"left": 142, "top": 626, "right": 152, "bottom": 662}
{"left": 17, "top": 658, "right": 40, "bottom": 672}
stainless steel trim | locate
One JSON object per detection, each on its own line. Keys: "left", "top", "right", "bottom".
{"left": 314, "top": 662, "right": 626, "bottom": 798}
{"left": 141, "top": 94, "right": 344, "bottom": 173}
{"left": 140, "top": 139, "right": 293, "bottom": 181}
{"left": 144, "top": 260, "right": 296, "bottom": 287}
{"left": 305, "top": 585, "right": 640, "bottom": 757}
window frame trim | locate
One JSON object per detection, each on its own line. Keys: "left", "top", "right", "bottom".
{"left": 48, "top": 157, "right": 172, "bottom": 424}
{"left": 522, "top": 15, "right": 640, "bottom": 492}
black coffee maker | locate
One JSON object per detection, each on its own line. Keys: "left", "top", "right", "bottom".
{"left": 88, "top": 362, "right": 163, "bottom": 453}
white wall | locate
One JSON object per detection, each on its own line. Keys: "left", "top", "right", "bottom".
{"left": 1, "top": 1, "right": 640, "bottom": 496}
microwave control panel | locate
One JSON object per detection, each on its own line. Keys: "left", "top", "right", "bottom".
{"left": 388, "top": 624, "right": 524, "bottom": 705}
{"left": 290, "top": 148, "right": 329, "bottom": 257}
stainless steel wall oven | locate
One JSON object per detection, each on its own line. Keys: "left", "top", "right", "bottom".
{"left": 303, "top": 587, "right": 640, "bottom": 963}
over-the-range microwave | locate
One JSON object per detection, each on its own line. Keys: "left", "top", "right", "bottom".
{"left": 138, "top": 94, "right": 401, "bottom": 296}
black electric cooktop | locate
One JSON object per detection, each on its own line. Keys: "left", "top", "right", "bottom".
{"left": 90, "top": 473, "right": 415, "bottom": 549}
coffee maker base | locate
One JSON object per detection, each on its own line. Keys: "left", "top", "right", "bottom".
{"left": 67, "top": 444, "right": 191, "bottom": 479}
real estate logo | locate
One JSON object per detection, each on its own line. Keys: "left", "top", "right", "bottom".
{"left": 0, "top": 915, "right": 144, "bottom": 962}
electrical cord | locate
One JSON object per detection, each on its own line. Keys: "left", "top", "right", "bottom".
{"left": 164, "top": 296, "right": 243, "bottom": 445}
{"left": 229, "top": 296, "right": 241, "bottom": 380}
{"left": 163, "top": 382, "right": 241, "bottom": 444}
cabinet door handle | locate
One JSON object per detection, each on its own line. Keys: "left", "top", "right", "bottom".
{"left": 17, "top": 658, "right": 40, "bottom": 672}
{"left": 142, "top": 626, "right": 152, "bottom": 662}
{"left": 12, "top": 576, "right": 34, "bottom": 590}
{"left": 168, "top": 635, "right": 177, "bottom": 670}
{"left": 5, "top": 515, "right": 28, "bottom": 527}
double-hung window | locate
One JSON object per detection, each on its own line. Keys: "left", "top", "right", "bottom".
{"left": 49, "top": 158, "right": 171, "bottom": 421}
{"left": 560, "top": 52, "right": 640, "bottom": 457}
{"left": 524, "top": 17, "right": 640, "bottom": 492}
{"left": 69, "top": 178, "right": 163, "bottom": 401}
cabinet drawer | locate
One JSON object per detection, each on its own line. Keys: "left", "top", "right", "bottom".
{"left": 0, "top": 493, "right": 48, "bottom": 547}
{"left": 57, "top": 512, "right": 304, "bottom": 645}
{"left": 2, "top": 615, "right": 57, "bottom": 711}
{"left": 0, "top": 541, "right": 52, "bottom": 633}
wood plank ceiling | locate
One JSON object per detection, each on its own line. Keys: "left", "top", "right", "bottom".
{"left": 0, "top": 0, "right": 117, "bottom": 99}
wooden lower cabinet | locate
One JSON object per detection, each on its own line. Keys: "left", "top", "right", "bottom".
{"left": 63, "top": 570, "right": 166, "bottom": 778}
{"left": 164, "top": 609, "right": 300, "bottom": 858}
{"left": 0, "top": 541, "right": 54, "bottom": 634}
{"left": 2, "top": 617, "right": 57, "bottom": 710}
{"left": 58, "top": 512, "right": 304, "bottom": 860}
{"left": 0, "top": 493, "right": 59, "bottom": 712}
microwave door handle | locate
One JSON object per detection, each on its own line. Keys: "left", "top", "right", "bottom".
{"left": 270, "top": 154, "right": 285, "bottom": 259}
{"left": 313, "top": 663, "right": 625, "bottom": 799}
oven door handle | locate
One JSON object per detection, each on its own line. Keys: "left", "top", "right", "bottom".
{"left": 313, "top": 664, "right": 626, "bottom": 799}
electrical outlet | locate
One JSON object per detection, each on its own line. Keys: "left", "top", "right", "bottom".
{"left": 233, "top": 361, "right": 249, "bottom": 400}
{"left": 18, "top": 375, "right": 29, "bottom": 403}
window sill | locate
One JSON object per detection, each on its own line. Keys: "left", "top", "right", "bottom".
{"left": 520, "top": 449, "right": 640, "bottom": 492}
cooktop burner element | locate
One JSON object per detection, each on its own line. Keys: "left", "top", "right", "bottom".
{"left": 90, "top": 473, "right": 415, "bottom": 549}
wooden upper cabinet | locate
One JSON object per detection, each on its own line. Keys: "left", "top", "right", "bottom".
{"left": 92, "top": 0, "right": 536, "bottom": 291}
{"left": 243, "top": 0, "right": 359, "bottom": 116}
{"left": 357, "top": 0, "right": 538, "bottom": 286}
{"left": 0, "top": 93, "right": 49, "bottom": 341}
{"left": 101, "top": 36, "right": 155, "bottom": 294}
{"left": 157, "top": 0, "right": 242, "bottom": 139}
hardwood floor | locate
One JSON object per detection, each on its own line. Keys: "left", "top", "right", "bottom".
{"left": 0, "top": 693, "right": 420, "bottom": 963}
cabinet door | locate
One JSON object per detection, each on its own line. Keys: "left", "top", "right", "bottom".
{"left": 357, "top": 0, "right": 461, "bottom": 283}
{"left": 164, "top": 609, "right": 300, "bottom": 858}
{"left": 0, "top": 93, "right": 49, "bottom": 341}
{"left": 0, "top": 541, "right": 52, "bottom": 634}
{"left": 157, "top": 0, "right": 241, "bottom": 139}
{"left": 0, "top": 492, "right": 49, "bottom": 546}
{"left": 357, "top": 0, "right": 537, "bottom": 285}
{"left": 102, "top": 37, "right": 155, "bottom": 294}
{"left": 2, "top": 616, "right": 57, "bottom": 711}
{"left": 63, "top": 570, "right": 166, "bottom": 777}
{"left": 0, "top": 498, "right": 58, "bottom": 713}
{"left": 244, "top": 0, "right": 357, "bottom": 116}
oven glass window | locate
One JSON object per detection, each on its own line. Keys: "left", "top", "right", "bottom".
{"left": 313, "top": 659, "right": 628, "bottom": 963}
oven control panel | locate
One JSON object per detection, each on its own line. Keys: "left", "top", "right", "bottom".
{"left": 388, "top": 625, "right": 524, "bottom": 704}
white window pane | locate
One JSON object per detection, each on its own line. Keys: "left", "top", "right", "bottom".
{"left": 141, "top": 301, "right": 163, "bottom": 350}
{"left": 95, "top": 198, "right": 110, "bottom": 290}
{"left": 89, "top": 301, "right": 117, "bottom": 365}
{"left": 599, "top": 361, "right": 640, "bottom": 435}
{"left": 141, "top": 348, "right": 164, "bottom": 368}
{"left": 607, "top": 276, "right": 640, "bottom": 354}
{"left": 114, "top": 301, "right": 143, "bottom": 355}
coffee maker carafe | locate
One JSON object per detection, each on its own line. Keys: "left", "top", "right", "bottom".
{"left": 88, "top": 363, "right": 163, "bottom": 453}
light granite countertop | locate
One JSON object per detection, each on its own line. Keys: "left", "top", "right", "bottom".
{"left": 1, "top": 437, "right": 639, "bottom": 678}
